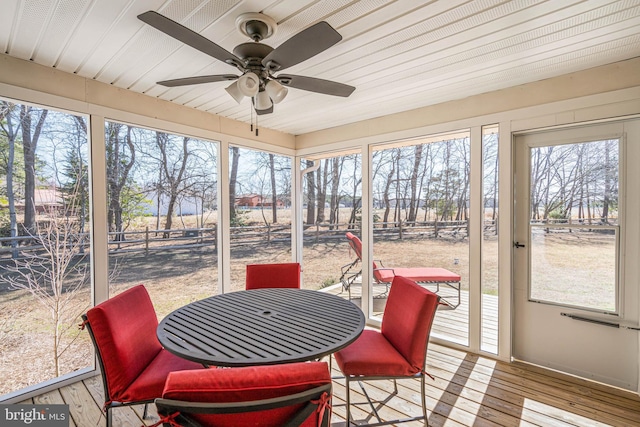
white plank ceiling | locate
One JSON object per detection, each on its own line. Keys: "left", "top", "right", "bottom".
{"left": 1, "top": 0, "right": 639, "bottom": 135}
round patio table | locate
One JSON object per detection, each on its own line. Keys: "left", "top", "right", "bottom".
{"left": 157, "top": 288, "right": 365, "bottom": 367}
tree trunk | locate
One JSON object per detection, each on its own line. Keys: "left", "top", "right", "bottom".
{"left": 20, "top": 106, "right": 48, "bottom": 234}
{"left": 407, "top": 144, "right": 423, "bottom": 223}
{"left": 269, "top": 153, "right": 277, "bottom": 223}
{"left": 305, "top": 160, "right": 316, "bottom": 224}
{"left": 316, "top": 160, "right": 328, "bottom": 224}
{"left": 601, "top": 142, "right": 611, "bottom": 223}
{"left": 159, "top": 134, "right": 190, "bottom": 237}
{"left": 2, "top": 105, "right": 20, "bottom": 258}
{"left": 229, "top": 146, "right": 240, "bottom": 222}
{"left": 328, "top": 157, "right": 340, "bottom": 228}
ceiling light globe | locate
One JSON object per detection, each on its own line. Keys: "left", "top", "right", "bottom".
{"left": 237, "top": 72, "right": 260, "bottom": 97}
{"left": 225, "top": 81, "right": 244, "bottom": 103}
{"left": 255, "top": 90, "right": 273, "bottom": 110}
{"left": 266, "top": 80, "right": 288, "bottom": 104}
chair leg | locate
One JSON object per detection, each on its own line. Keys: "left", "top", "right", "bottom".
{"left": 421, "top": 373, "right": 428, "bottom": 427}
{"left": 106, "top": 408, "right": 112, "bottom": 427}
{"left": 345, "top": 376, "right": 351, "bottom": 426}
{"left": 143, "top": 403, "right": 148, "bottom": 419}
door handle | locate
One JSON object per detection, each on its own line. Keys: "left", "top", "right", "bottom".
{"left": 513, "top": 241, "right": 525, "bottom": 248}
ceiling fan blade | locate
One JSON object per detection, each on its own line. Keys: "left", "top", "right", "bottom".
{"left": 276, "top": 74, "right": 355, "bottom": 97}
{"left": 138, "top": 11, "right": 242, "bottom": 67}
{"left": 158, "top": 74, "right": 238, "bottom": 87}
{"left": 262, "top": 22, "right": 341, "bottom": 71}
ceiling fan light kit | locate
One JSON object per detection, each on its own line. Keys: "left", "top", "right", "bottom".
{"left": 224, "top": 81, "right": 244, "bottom": 103}
{"left": 237, "top": 72, "right": 260, "bottom": 97}
{"left": 255, "top": 90, "right": 273, "bottom": 110}
{"left": 137, "top": 10, "right": 355, "bottom": 116}
{"left": 265, "top": 80, "right": 287, "bottom": 103}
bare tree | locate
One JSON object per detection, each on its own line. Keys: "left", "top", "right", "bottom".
{"left": 328, "top": 156, "right": 343, "bottom": 228}
{"left": 269, "top": 153, "right": 278, "bottom": 223}
{"left": 316, "top": 160, "right": 328, "bottom": 224}
{"left": 155, "top": 132, "right": 190, "bottom": 237}
{"left": 20, "top": 105, "right": 48, "bottom": 234}
{"left": 106, "top": 123, "right": 136, "bottom": 240}
{"left": 381, "top": 149, "right": 398, "bottom": 226}
{"left": 407, "top": 144, "right": 423, "bottom": 223}
{"left": 304, "top": 160, "right": 316, "bottom": 225}
{"left": 0, "top": 180, "right": 90, "bottom": 377}
{"left": 229, "top": 146, "right": 240, "bottom": 223}
{"left": 0, "top": 102, "right": 20, "bottom": 257}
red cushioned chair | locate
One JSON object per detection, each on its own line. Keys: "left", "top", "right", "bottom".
{"left": 339, "top": 232, "right": 461, "bottom": 307}
{"left": 334, "top": 276, "right": 440, "bottom": 426}
{"left": 246, "top": 262, "right": 301, "bottom": 290}
{"left": 81, "top": 285, "right": 203, "bottom": 427}
{"left": 154, "top": 361, "right": 332, "bottom": 427}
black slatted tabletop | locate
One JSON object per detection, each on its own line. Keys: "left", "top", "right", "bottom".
{"left": 157, "top": 288, "right": 366, "bottom": 367}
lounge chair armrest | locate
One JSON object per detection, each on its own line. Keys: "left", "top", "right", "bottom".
{"left": 373, "top": 267, "right": 396, "bottom": 275}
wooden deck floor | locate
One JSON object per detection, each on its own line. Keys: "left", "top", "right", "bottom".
{"left": 328, "top": 283, "right": 498, "bottom": 352}
{"left": 20, "top": 343, "right": 640, "bottom": 427}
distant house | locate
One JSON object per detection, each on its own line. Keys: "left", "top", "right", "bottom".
{"left": 236, "top": 194, "right": 262, "bottom": 207}
{"left": 7, "top": 186, "right": 65, "bottom": 214}
{"left": 142, "top": 189, "right": 201, "bottom": 216}
{"left": 235, "top": 194, "right": 284, "bottom": 208}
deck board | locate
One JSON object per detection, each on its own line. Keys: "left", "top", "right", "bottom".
{"left": 20, "top": 343, "right": 640, "bottom": 427}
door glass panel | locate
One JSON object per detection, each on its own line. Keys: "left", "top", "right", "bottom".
{"left": 482, "top": 125, "right": 499, "bottom": 353}
{"left": 529, "top": 139, "right": 619, "bottom": 313}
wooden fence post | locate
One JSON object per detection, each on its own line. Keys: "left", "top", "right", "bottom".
{"left": 145, "top": 226, "right": 149, "bottom": 255}
{"left": 315, "top": 223, "right": 320, "bottom": 243}
{"left": 398, "top": 220, "right": 403, "bottom": 239}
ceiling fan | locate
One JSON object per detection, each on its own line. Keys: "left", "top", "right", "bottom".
{"left": 138, "top": 11, "right": 355, "bottom": 115}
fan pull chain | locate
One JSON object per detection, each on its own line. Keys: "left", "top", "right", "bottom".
{"left": 255, "top": 110, "right": 259, "bottom": 136}
{"left": 250, "top": 101, "right": 254, "bottom": 133}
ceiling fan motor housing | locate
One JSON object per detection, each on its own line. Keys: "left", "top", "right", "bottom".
{"left": 236, "top": 13, "right": 277, "bottom": 41}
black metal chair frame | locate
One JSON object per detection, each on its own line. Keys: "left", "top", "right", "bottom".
{"left": 344, "top": 372, "right": 430, "bottom": 427}
{"left": 81, "top": 314, "right": 151, "bottom": 427}
{"left": 155, "top": 383, "right": 332, "bottom": 427}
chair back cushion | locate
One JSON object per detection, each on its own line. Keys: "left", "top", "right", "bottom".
{"left": 345, "top": 232, "right": 363, "bottom": 261}
{"left": 162, "top": 361, "right": 331, "bottom": 426}
{"left": 246, "top": 263, "right": 301, "bottom": 290}
{"left": 381, "top": 276, "right": 439, "bottom": 373}
{"left": 346, "top": 233, "right": 386, "bottom": 283}
{"left": 85, "top": 285, "right": 162, "bottom": 401}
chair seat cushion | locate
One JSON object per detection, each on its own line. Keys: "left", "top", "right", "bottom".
{"left": 116, "top": 349, "right": 202, "bottom": 403}
{"left": 374, "top": 267, "right": 460, "bottom": 284}
{"left": 162, "top": 361, "right": 330, "bottom": 427}
{"left": 334, "top": 330, "right": 418, "bottom": 377}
